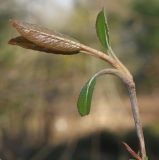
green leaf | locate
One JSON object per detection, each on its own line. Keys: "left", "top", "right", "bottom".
{"left": 96, "top": 8, "right": 110, "bottom": 50}
{"left": 77, "top": 76, "right": 96, "bottom": 116}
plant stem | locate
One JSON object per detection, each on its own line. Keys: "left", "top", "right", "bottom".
{"left": 80, "top": 43, "right": 147, "bottom": 159}
{"left": 80, "top": 44, "right": 118, "bottom": 68}
{"left": 127, "top": 81, "right": 146, "bottom": 159}
{"left": 80, "top": 44, "right": 132, "bottom": 78}
{"left": 122, "top": 142, "right": 142, "bottom": 160}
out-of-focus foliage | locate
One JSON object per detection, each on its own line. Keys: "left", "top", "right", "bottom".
{"left": 133, "top": 0, "right": 159, "bottom": 54}
{"left": 131, "top": 0, "right": 159, "bottom": 92}
{"left": 0, "top": 0, "right": 159, "bottom": 160}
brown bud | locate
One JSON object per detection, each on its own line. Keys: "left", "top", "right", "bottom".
{"left": 9, "top": 19, "right": 81, "bottom": 55}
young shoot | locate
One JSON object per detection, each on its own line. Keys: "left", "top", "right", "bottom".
{"left": 9, "top": 8, "right": 147, "bottom": 160}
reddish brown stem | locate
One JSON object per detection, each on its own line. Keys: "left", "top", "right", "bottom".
{"left": 122, "top": 142, "right": 142, "bottom": 160}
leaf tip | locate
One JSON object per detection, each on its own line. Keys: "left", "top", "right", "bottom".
{"left": 9, "top": 19, "right": 18, "bottom": 28}
{"left": 79, "top": 112, "right": 88, "bottom": 117}
{"left": 77, "top": 101, "right": 88, "bottom": 117}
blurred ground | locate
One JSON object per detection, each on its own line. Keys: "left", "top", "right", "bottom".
{"left": 0, "top": 0, "right": 159, "bottom": 160}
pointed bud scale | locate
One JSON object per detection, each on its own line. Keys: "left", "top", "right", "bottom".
{"left": 9, "top": 19, "right": 81, "bottom": 55}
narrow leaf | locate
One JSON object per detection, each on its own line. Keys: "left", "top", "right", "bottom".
{"left": 77, "top": 76, "right": 96, "bottom": 116}
{"left": 96, "top": 8, "right": 110, "bottom": 50}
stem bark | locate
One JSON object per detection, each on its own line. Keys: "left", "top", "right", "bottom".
{"left": 127, "top": 82, "right": 146, "bottom": 160}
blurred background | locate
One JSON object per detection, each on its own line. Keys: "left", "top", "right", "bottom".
{"left": 0, "top": 0, "right": 159, "bottom": 159}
